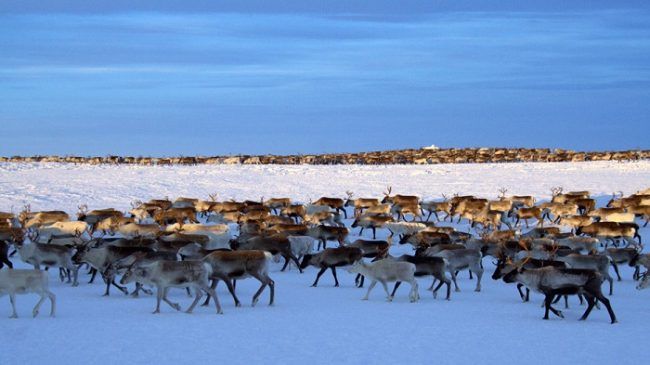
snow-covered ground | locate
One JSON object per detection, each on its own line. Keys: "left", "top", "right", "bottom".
{"left": 1, "top": 161, "right": 649, "bottom": 365}
{"left": 1, "top": 160, "right": 649, "bottom": 213}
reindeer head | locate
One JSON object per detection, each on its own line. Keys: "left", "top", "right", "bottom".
{"left": 381, "top": 186, "right": 393, "bottom": 204}
{"left": 77, "top": 204, "right": 89, "bottom": 219}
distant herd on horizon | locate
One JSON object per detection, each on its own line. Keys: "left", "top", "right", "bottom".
{"left": 1, "top": 147, "right": 649, "bottom": 165}
{"left": 1, "top": 186, "right": 650, "bottom": 324}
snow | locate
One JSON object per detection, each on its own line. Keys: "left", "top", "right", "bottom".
{"left": 0, "top": 161, "right": 649, "bottom": 365}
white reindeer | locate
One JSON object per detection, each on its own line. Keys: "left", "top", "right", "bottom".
{"left": 347, "top": 259, "right": 419, "bottom": 302}
{"left": 0, "top": 269, "right": 56, "bottom": 318}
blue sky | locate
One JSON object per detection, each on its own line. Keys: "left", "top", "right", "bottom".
{"left": 1, "top": 1, "right": 649, "bottom": 156}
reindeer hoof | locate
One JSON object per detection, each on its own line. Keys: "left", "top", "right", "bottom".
{"left": 557, "top": 311, "right": 564, "bottom": 319}
{"left": 185, "top": 310, "right": 193, "bottom": 314}
{"left": 9, "top": 314, "right": 18, "bottom": 319}
{"left": 32, "top": 310, "right": 39, "bottom": 318}
{"left": 152, "top": 310, "right": 160, "bottom": 314}
{"left": 172, "top": 304, "right": 181, "bottom": 311}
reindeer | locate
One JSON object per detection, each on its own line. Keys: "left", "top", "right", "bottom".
{"left": 351, "top": 215, "right": 392, "bottom": 239}
{"left": 153, "top": 207, "right": 198, "bottom": 225}
{"left": 13, "top": 236, "right": 79, "bottom": 286}
{"left": 300, "top": 247, "right": 363, "bottom": 287}
{"left": 390, "top": 254, "right": 451, "bottom": 300}
{"left": 0, "top": 269, "right": 56, "bottom": 318}
{"left": 427, "top": 249, "right": 483, "bottom": 292}
{"left": 77, "top": 206, "right": 123, "bottom": 228}
{"left": 344, "top": 191, "right": 380, "bottom": 217}
{"left": 312, "top": 196, "right": 347, "bottom": 219}
{"left": 201, "top": 250, "right": 274, "bottom": 307}
{"left": 509, "top": 207, "right": 543, "bottom": 228}
{"left": 280, "top": 204, "right": 307, "bottom": 223}
{"left": 420, "top": 194, "right": 452, "bottom": 222}
{"left": 263, "top": 197, "right": 292, "bottom": 214}
{"left": 553, "top": 253, "right": 614, "bottom": 295}
{"left": 577, "top": 222, "right": 640, "bottom": 247}
{"left": 73, "top": 244, "right": 155, "bottom": 296}
{"left": 400, "top": 231, "right": 451, "bottom": 248}
{"left": 307, "top": 225, "right": 349, "bottom": 249}
{"left": 347, "top": 260, "right": 419, "bottom": 302}
{"left": 390, "top": 202, "right": 422, "bottom": 222}
{"left": 381, "top": 186, "right": 419, "bottom": 206}
{"left": 502, "top": 265, "right": 617, "bottom": 323}
{"left": 231, "top": 234, "right": 302, "bottom": 272}
{"left": 606, "top": 247, "right": 643, "bottom": 281}
{"left": 558, "top": 215, "right": 593, "bottom": 232}
{"left": 346, "top": 238, "right": 391, "bottom": 287}
{"left": 120, "top": 260, "right": 222, "bottom": 314}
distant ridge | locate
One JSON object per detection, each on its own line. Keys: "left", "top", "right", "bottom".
{"left": 1, "top": 147, "right": 648, "bottom": 165}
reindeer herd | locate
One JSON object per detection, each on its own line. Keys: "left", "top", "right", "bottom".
{"left": 1, "top": 186, "right": 649, "bottom": 323}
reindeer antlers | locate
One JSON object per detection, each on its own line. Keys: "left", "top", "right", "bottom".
{"left": 208, "top": 193, "right": 218, "bottom": 202}
{"left": 498, "top": 187, "right": 508, "bottom": 198}
{"left": 384, "top": 186, "right": 392, "bottom": 195}
{"left": 550, "top": 186, "right": 563, "bottom": 196}
{"left": 78, "top": 204, "right": 88, "bottom": 214}
{"left": 345, "top": 190, "right": 354, "bottom": 198}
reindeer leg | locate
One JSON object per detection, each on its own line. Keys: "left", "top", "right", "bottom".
{"left": 390, "top": 281, "right": 402, "bottom": 297}
{"left": 372, "top": 227, "right": 376, "bottom": 240}
{"left": 359, "top": 279, "right": 377, "bottom": 300}
{"left": 311, "top": 267, "right": 327, "bottom": 287}
{"left": 162, "top": 287, "right": 181, "bottom": 311}
{"left": 9, "top": 293, "right": 18, "bottom": 318}
{"left": 474, "top": 267, "right": 483, "bottom": 292}
{"left": 594, "top": 293, "right": 617, "bottom": 324}
{"left": 153, "top": 286, "right": 163, "bottom": 314}
{"left": 47, "top": 290, "right": 56, "bottom": 317}
{"left": 611, "top": 262, "right": 622, "bottom": 281}
{"left": 428, "top": 278, "right": 437, "bottom": 291}
{"left": 330, "top": 267, "right": 340, "bottom": 287}
{"left": 516, "top": 284, "right": 526, "bottom": 301}
{"left": 432, "top": 279, "right": 446, "bottom": 300}
{"left": 202, "top": 279, "right": 216, "bottom": 306}
{"left": 32, "top": 293, "right": 48, "bottom": 318}
{"left": 112, "top": 279, "right": 128, "bottom": 295}
{"left": 87, "top": 267, "right": 97, "bottom": 283}
{"left": 380, "top": 281, "right": 392, "bottom": 301}
{"left": 450, "top": 270, "right": 460, "bottom": 292}
{"left": 281, "top": 255, "right": 291, "bottom": 271}
{"left": 185, "top": 287, "right": 203, "bottom": 314}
